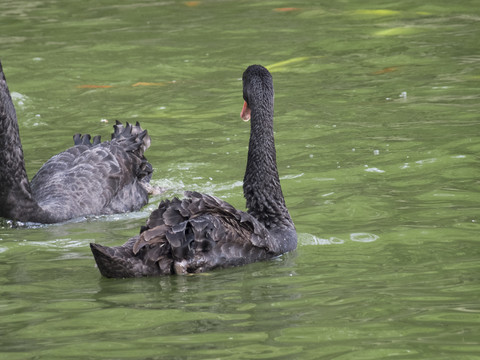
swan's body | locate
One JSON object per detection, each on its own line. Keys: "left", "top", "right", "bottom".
{"left": 0, "top": 61, "right": 153, "bottom": 224}
{"left": 90, "top": 65, "right": 296, "bottom": 277}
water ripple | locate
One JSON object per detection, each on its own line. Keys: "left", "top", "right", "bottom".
{"left": 299, "top": 232, "right": 379, "bottom": 245}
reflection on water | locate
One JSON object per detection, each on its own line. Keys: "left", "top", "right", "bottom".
{"left": 1, "top": 0, "right": 480, "bottom": 358}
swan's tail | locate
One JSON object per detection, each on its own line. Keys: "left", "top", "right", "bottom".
{"left": 90, "top": 237, "right": 162, "bottom": 278}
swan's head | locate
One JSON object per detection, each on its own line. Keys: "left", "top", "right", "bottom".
{"left": 240, "top": 65, "right": 274, "bottom": 122}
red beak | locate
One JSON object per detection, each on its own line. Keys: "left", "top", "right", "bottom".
{"left": 240, "top": 101, "right": 251, "bottom": 122}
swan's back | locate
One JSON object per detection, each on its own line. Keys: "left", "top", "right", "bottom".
{"left": 1, "top": 59, "right": 155, "bottom": 223}
{"left": 30, "top": 122, "right": 152, "bottom": 222}
{"left": 90, "top": 191, "right": 282, "bottom": 277}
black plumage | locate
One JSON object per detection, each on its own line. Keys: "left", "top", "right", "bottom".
{"left": 90, "top": 65, "right": 297, "bottom": 277}
{"left": 0, "top": 60, "right": 154, "bottom": 224}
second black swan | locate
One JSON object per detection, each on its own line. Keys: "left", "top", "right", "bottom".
{"left": 90, "top": 64, "right": 297, "bottom": 277}
{"left": 0, "top": 60, "right": 154, "bottom": 224}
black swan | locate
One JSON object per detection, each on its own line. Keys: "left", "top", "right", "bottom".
{"left": 0, "top": 60, "right": 153, "bottom": 224}
{"left": 90, "top": 65, "right": 297, "bottom": 277}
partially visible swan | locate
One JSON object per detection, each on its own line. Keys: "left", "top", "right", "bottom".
{"left": 90, "top": 65, "right": 297, "bottom": 277}
{"left": 0, "top": 60, "right": 154, "bottom": 224}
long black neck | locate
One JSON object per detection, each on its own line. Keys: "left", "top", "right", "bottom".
{"left": 243, "top": 99, "right": 294, "bottom": 230}
{"left": 0, "top": 62, "right": 50, "bottom": 223}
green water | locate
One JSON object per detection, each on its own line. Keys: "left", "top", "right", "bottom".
{"left": 1, "top": 0, "right": 479, "bottom": 359}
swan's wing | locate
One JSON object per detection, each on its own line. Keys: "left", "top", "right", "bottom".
{"left": 129, "top": 191, "right": 279, "bottom": 275}
{"left": 90, "top": 191, "right": 279, "bottom": 277}
{"left": 30, "top": 122, "right": 152, "bottom": 221}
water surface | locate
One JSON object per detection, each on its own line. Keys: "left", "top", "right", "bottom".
{"left": 1, "top": 0, "right": 479, "bottom": 359}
